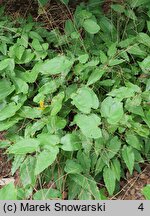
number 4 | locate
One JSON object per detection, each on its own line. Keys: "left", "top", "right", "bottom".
{"left": 138, "top": 203, "right": 144, "bottom": 211}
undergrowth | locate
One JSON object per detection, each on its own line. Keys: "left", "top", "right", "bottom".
{"left": 0, "top": 0, "right": 150, "bottom": 200}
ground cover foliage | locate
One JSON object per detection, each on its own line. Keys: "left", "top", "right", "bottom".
{"left": 0, "top": 0, "right": 150, "bottom": 200}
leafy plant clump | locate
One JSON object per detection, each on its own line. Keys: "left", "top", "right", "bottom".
{"left": 0, "top": 0, "right": 150, "bottom": 200}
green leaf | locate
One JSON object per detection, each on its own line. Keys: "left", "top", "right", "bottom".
{"left": 19, "top": 106, "right": 42, "bottom": 119}
{"left": 125, "top": 131, "right": 141, "bottom": 150}
{"left": 70, "top": 174, "right": 101, "bottom": 199}
{"left": 25, "top": 119, "right": 46, "bottom": 137}
{"left": 68, "top": 180, "right": 81, "bottom": 199}
{"left": 103, "top": 166, "right": 116, "bottom": 196}
{"left": 13, "top": 77, "right": 28, "bottom": 94}
{"left": 71, "top": 87, "right": 99, "bottom": 114}
{"left": 20, "top": 156, "right": 36, "bottom": 187}
{"left": 85, "top": 58, "right": 99, "bottom": 66}
{"left": 122, "top": 145, "right": 135, "bottom": 174}
{"left": 0, "top": 140, "right": 11, "bottom": 148}
{"left": 0, "top": 102, "right": 22, "bottom": 121}
{"left": 65, "top": 159, "right": 83, "bottom": 174}
{"left": 127, "top": 45, "right": 146, "bottom": 57}
{"left": 74, "top": 113, "right": 102, "bottom": 139}
{"left": 124, "top": 9, "right": 137, "bottom": 20}
{"left": 147, "top": 21, "right": 150, "bottom": 32}
{"left": 0, "top": 42, "right": 7, "bottom": 55}
{"left": 0, "top": 116, "right": 22, "bottom": 131}
{"left": 108, "top": 58, "right": 125, "bottom": 66}
{"left": 60, "top": 0, "right": 69, "bottom": 5}
{"left": 29, "top": 31, "right": 43, "bottom": 41}
{"left": 38, "top": 0, "right": 49, "bottom": 6}
{"left": 100, "top": 51, "right": 108, "bottom": 64}
{"left": 111, "top": 158, "right": 121, "bottom": 181}
{"left": 17, "top": 34, "right": 29, "bottom": 48}
{"left": 71, "top": 31, "right": 80, "bottom": 39}
{"left": 34, "top": 146, "right": 59, "bottom": 175}
{"left": 11, "top": 155, "right": 25, "bottom": 175}
{"left": 143, "top": 110, "right": 150, "bottom": 128}
{"left": 65, "top": 19, "right": 75, "bottom": 35}
{"left": 125, "top": 98, "right": 144, "bottom": 117}
{"left": 0, "top": 58, "right": 15, "bottom": 72}
{"left": 33, "top": 188, "right": 62, "bottom": 200}
{"left": 138, "top": 33, "right": 150, "bottom": 48}
{"left": 83, "top": 19, "right": 100, "bottom": 34}
{"left": 129, "top": 0, "right": 150, "bottom": 7}
{"left": 132, "top": 122, "right": 149, "bottom": 138}
{"left": 111, "top": 4, "right": 125, "bottom": 13}
{"left": 87, "top": 68, "right": 106, "bottom": 86}
{"left": 32, "top": 38, "right": 43, "bottom": 51}
{"left": 108, "top": 84, "right": 141, "bottom": 101}
{"left": 78, "top": 189, "right": 92, "bottom": 200}
{"left": 95, "top": 157, "right": 106, "bottom": 175}
{"left": 37, "top": 133, "right": 60, "bottom": 146}
{"left": 39, "top": 80, "right": 60, "bottom": 94}
{"left": 78, "top": 54, "right": 89, "bottom": 64}
{"left": 107, "top": 43, "right": 117, "bottom": 57}
{"left": 0, "top": 79, "right": 15, "bottom": 101}
{"left": 99, "top": 16, "right": 115, "bottom": 33}
{"left": 0, "top": 183, "right": 17, "bottom": 200}
{"left": 139, "top": 56, "right": 150, "bottom": 72}
{"left": 16, "top": 45, "right": 25, "bottom": 60}
{"left": 134, "top": 149, "right": 144, "bottom": 163}
{"left": 142, "top": 185, "right": 150, "bottom": 200}
{"left": 51, "top": 92, "right": 64, "bottom": 116}
{"left": 60, "top": 133, "right": 82, "bottom": 151}
{"left": 39, "top": 56, "right": 73, "bottom": 75}
{"left": 19, "top": 68, "right": 39, "bottom": 84}
{"left": 100, "top": 79, "right": 115, "bottom": 87}
{"left": 100, "top": 97, "right": 124, "bottom": 124}
{"left": 77, "top": 151, "right": 91, "bottom": 173}
{"left": 8, "top": 138, "right": 40, "bottom": 154}
{"left": 47, "top": 116, "right": 66, "bottom": 133}
{"left": 106, "top": 136, "right": 121, "bottom": 159}
{"left": 34, "top": 79, "right": 60, "bottom": 103}
{"left": 12, "top": 48, "right": 34, "bottom": 64}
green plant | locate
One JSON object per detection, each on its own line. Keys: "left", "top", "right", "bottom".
{"left": 0, "top": 0, "right": 150, "bottom": 200}
{"left": 142, "top": 185, "right": 150, "bottom": 200}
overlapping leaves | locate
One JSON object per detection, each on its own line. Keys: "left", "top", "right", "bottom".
{"left": 0, "top": 0, "right": 150, "bottom": 200}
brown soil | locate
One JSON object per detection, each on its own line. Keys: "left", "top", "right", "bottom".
{"left": 0, "top": 131, "right": 12, "bottom": 188}
{"left": 112, "top": 165, "right": 150, "bottom": 200}
{"left": 0, "top": 149, "right": 11, "bottom": 178}
{"left": 0, "top": 149, "right": 12, "bottom": 189}
{"left": 3, "top": 0, "right": 75, "bottom": 30}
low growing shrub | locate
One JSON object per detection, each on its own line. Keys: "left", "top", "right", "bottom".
{"left": 0, "top": 0, "right": 150, "bottom": 199}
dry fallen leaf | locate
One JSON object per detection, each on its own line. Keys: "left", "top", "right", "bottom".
{"left": 0, "top": 177, "right": 15, "bottom": 186}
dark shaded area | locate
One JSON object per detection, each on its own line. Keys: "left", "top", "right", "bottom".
{"left": 0, "top": 132, "right": 11, "bottom": 180}
{"left": 114, "top": 165, "right": 150, "bottom": 200}
{"left": 2, "top": 0, "right": 75, "bottom": 30}
{"left": 0, "top": 149, "right": 11, "bottom": 179}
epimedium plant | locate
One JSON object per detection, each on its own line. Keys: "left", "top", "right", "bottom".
{"left": 0, "top": 0, "right": 150, "bottom": 200}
